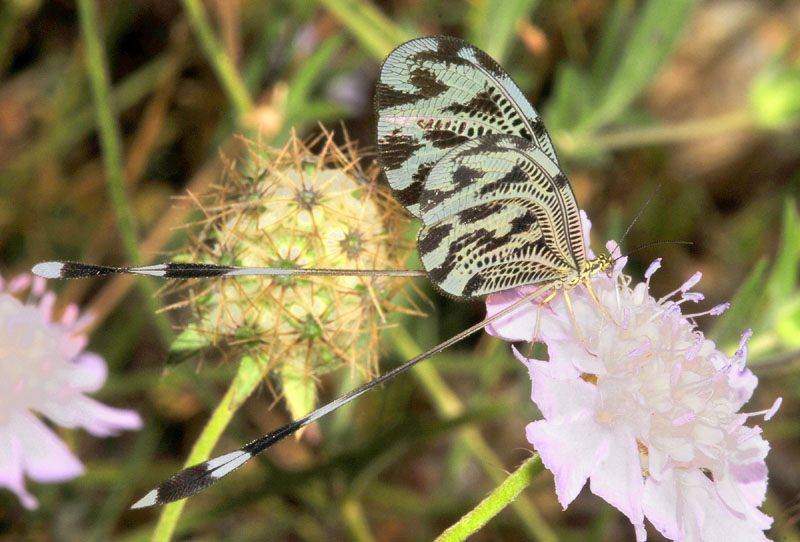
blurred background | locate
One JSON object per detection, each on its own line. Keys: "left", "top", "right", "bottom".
{"left": 1, "top": 0, "right": 799, "bottom": 540}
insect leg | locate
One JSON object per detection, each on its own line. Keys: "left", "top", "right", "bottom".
{"left": 562, "top": 289, "right": 598, "bottom": 357}
{"left": 525, "top": 290, "right": 557, "bottom": 359}
{"left": 585, "top": 281, "right": 619, "bottom": 326}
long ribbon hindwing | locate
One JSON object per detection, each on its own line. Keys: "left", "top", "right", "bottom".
{"left": 376, "top": 36, "right": 559, "bottom": 217}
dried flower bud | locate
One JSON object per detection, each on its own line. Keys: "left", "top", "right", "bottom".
{"left": 169, "top": 131, "right": 415, "bottom": 420}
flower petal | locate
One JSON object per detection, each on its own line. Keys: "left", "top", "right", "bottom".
{"left": 42, "top": 395, "right": 142, "bottom": 437}
{"left": 0, "top": 422, "right": 38, "bottom": 509}
{"left": 521, "top": 355, "right": 596, "bottom": 419}
{"left": 485, "top": 288, "right": 540, "bottom": 342}
{"left": 588, "top": 427, "right": 644, "bottom": 524}
{"left": 730, "top": 460, "right": 768, "bottom": 511}
{"left": 715, "top": 462, "right": 772, "bottom": 530}
{"left": 579, "top": 210, "right": 595, "bottom": 260}
{"left": 683, "top": 469, "right": 770, "bottom": 542}
{"left": 67, "top": 352, "right": 108, "bottom": 392}
{"left": 11, "top": 410, "right": 84, "bottom": 482}
{"left": 642, "top": 470, "right": 681, "bottom": 540}
{"left": 726, "top": 368, "right": 759, "bottom": 409}
{"left": 526, "top": 414, "right": 609, "bottom": 509}
{"left": 645, "top": 469, "right": 771, "bottom": 542}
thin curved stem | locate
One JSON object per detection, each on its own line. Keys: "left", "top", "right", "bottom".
{"left": 76, "top": 0, "right": 173, "bottom": 345}
{"left": 179, "top": 0, "right": 253, "bottom": 118}
{"left": 152, "top": 354, "right": 264, "bottom": 541}
{"left": 435, "top": 455, "right": 544, "bottom": 542}
{"left": 557, "top": 110, "right": 753, "bottom": 155}
{"left": 392, "top": 326, "right": 557, "bottom": 542}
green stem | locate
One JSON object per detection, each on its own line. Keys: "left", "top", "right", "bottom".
{"left": 152, "top": 354, "right": 265, "bottom": 541}
{"left": 76, "top": 0, "right": 172, "bottom": 345}
{"left": 179, "top": 0, "right": 253, "bottom": 118}
{"left": 435, "top": 455, "right": 544, "bottom": 542}
{"left": 341, "top": 498, "right": 376, "bottom": 542}
{"left": 392, "top": 327, "right": 557, "bottom": 542}
{"left": 557, "top": 110, "right": 753, "bottom": 155}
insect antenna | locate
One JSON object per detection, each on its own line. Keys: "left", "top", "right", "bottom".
{"left": 618, "top": 240, "right": 694, "bottom": 261}
{"left": 610, "top": 184, "right": 693, "bottom": 262}
{"left": 130, "top": 283, "right": 554, "bottom": 508}
{"left": 618, "top": 184, "right": 661, "bottom": 246}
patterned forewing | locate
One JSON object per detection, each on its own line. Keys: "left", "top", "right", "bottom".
{"left": 376, "top": 36, "right": 558, "bottom": 217}
{"left": 417, "top": 135, "right": 586, "bottom": 298}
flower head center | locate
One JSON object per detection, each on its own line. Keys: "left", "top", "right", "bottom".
{"left": 340, "top": 229, "right": 365, "bottom": 260}
{"left": 294, "top": 187, "right": 322, "bottom": 210}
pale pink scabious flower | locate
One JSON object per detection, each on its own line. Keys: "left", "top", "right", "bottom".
{"left": 0, "top": 271, "right": 142, "bottom": 509}
{"left": 486, "top": 214, "right": 779, "bottom": 541}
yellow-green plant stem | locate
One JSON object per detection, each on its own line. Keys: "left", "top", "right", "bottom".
{"left": 152, "top": 355, "right": 265, "bottom": 542}
{"left": 341, "top": 498, "right": 376, "bottom": 542}
{"left": 392, "top": 327, "right": 557, "bottom": 542}
{"left": 179, "top": 0, "right": 253, "bottom": 119}
{"left": 558, "top": 110, "right": 754, "bottom": 155}
{"left": 76, "top": 0, "right": 172, "bottom": 345}
{"left": 435, "top": 454, "right": 544, "bottom": 542}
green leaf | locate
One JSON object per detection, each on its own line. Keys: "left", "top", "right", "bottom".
{"left": 749, "top": 62, "right": 800, "bottom": 128}
{"left": 466, "top": 0, "right": 541, "bottom": 64}
{"left": 284, "top": 34, "right": 345, "bottom": 121}
{"left": 292, "top": 101, "right": 349, "bottom": 123}
{"left": 317, "top": 0, "right": 411, "bottom": 60}
{"left": 546, "top": 63, "right": 589, "bottom": 132}
{"left": 588, "top": 1, "right": 632, "bottom": 93}
{"left": 231, "top": 353, "right": 268, "bottom": 408}
{"left": 580, "top": 0, "right": 696, "bottom": 132}
{"left": 281, "top": 365, "right": 318, "bottom": 420}
{"left": 709, "top": 258, "right": 768, "bottom": 349}
{"left": 169, "top": 325, "right": 211, "bottom": 351}
{"left": 775, "top": 295, "right": 800, "bottom": 349}
{"left": 711, "top": 200, "right": 800, "bottom": 354}
{"left": 166, "top": 325, "right": 212, "bottom": 365}
{"left": 764, "top": 199, "right": 800, "bottom": 309}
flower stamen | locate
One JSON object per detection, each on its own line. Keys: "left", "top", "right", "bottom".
{"left": 743, "top": 397, "right": 782, "bottom": 421}
{"left": 680, "top": 292, "right": 704, "bottom": 303}
{"left": 644, "top": 258, "right": 661, "bottom": 283}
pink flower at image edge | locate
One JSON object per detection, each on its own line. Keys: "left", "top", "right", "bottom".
{"left": 485, "top": 212, "right": 779, "bottom": 542}
{"left": 0, "top": 271, "right": 142, "bottom": 510}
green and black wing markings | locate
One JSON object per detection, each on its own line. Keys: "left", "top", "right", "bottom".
{"left": 417, "top": 134, "right": 585, "bottom": 297}
{"left": 376, "top": 36, "right": 586, "bottom": 298}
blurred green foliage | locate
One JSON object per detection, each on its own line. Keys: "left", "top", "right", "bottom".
{"left": 0, "top": 0, "right": 799, "bottom": 541}
{"left": 750, "top": 61, "right": 800, "bottom": 129}
{"left": 547, "top": 0, "right": 695, "bottom": 157}
{"left": 712, "top": 200, "right": 800, "bottom": 353}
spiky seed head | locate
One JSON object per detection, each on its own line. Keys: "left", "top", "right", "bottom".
{"left": 168, "top": 131, "right": 415, "bottom": 421}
